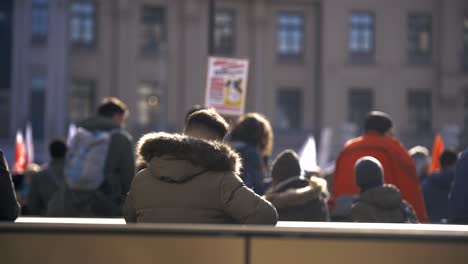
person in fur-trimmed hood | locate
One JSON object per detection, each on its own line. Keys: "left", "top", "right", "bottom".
{"left": 351, "top": 156, "right": 418, "bottom": 223}
{"left": 123, "top": 109, "right": 278, "bottom": 225}
{"left": 263, "top": 149, "right": 329, "bottom": 221}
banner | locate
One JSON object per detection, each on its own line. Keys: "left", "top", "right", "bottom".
{"left": 428, "top": 134, "right": 445, "bottom": 174}
{"left": 205, "top": 57, "right": 249, "bottom": 116}
{"left": 14, "top": 130, "right": 27, "bottom": 174}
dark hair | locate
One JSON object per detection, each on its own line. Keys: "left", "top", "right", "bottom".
{"left": 185, "top": 105, "right": 205, "bottom": 123}
{"left": 364, "top": 111, "right": 393, "bottom": 134}
{"left": 229, "top": 113, "right": 273, "bottom": 156}
{"left": 186, "top": 109, "right": 229, "bottom": 138}
{"left": 440, "top": 150, "right": 458, "bottom": 169}
{"left": 49, "top": 139, "right": 67, "bottom": 159}
{"left": 97, "top": 97, "right": 128, "bottom": 118}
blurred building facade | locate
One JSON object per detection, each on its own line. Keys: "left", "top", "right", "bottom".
{"left": 5, "top": 0, "right": 468, "bottom": 160}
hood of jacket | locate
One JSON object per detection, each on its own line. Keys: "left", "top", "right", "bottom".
{"left": 264, "top": 176, "right": 328, "bottom": 209}
{"left": 358, "top": 185, "right": 403, "bottom": 210}
{"left": 137, "top": 132, "right": 241, "bottom": 182}
{"left": 79, "top": 116, "right": 120, "bottom": 132}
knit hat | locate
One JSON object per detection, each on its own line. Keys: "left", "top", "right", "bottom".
{"left": 271, "top": 149, "right": 302, "bottom": 183}
{"left": 364, "top": 111, "right": 393, "bottom": 134}
{"left": 354, "top": 156, "right": 384, "bottom": 192}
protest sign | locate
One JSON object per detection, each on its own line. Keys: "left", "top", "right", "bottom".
{"left": 205, "top": 57, "right": 249, "bottom": 116}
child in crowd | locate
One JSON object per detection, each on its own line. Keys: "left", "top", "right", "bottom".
{"left": 351, "top": 156, "right": 418, "bottom": 223}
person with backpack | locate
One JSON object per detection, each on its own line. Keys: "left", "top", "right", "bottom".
{"left": 27, "top": 140, "right": 67, "bottom": 216}
{"left": 350, "top": 156, "right": 418, "bottom": 223}
{"left": 47, "top": 97, "right": 135, "bottom": 217}
{"left": 123, "top": 109, "right": 278, "bottom": 224}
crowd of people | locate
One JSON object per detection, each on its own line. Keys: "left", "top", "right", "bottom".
{"left": 1, "top": 97, "right": 468, "bottom": 225}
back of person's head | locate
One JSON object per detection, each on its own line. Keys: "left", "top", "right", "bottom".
{"left": 49, "top": 139, "right": 67, "bottom": 159}
{"left": 409, "top": 146, "right": 429, "bottom": 158}
{"left": 184, "top": 108, "right": 229, "bottom": 140}
{"left": 97, "top": 97, "right": 128, "bottom": 118}
{"left": 354, "top": 156, "right": 384, "bottom": 192}
{"left": 185, "top": 105, "right": 205, "bottom": 124}
{"left": 364, "top": 111, "right": 393, "bottom": 135}
{"left": 440, "top": 150, "right": 458, "bottom": 169}
{"left": 271, "top": 149, "right": 301, "bottom": 183}
{"left": 229, "top": 112, "right": 273, "bottom": 156}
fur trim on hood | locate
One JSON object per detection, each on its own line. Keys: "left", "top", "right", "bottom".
{"left": 137, "top": 132, "right": 241, "bottom": 174}
{"left": 264, "top": 176, "right": 328, "bottom": 209}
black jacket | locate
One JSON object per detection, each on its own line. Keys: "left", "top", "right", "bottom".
{"left": 0, "top": 150, "right": 20, "bottom": 221}
{"left": 264, "top": 176, "right": 329, "bottom": 222}
{"left": 27, "top": 159, "right": 65, "bottom": 216}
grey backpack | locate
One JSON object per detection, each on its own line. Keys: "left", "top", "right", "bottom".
{"left": 64, "top": 128, "right": 115, "bottom": 191}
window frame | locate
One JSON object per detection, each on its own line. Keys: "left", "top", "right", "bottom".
{"left": 348, "top": 88, "right": 374, "bottom": 127}
{"left": 30, "top": 74, "right": 47, "bottom": 139}
{"left": 407, "top": 13, "right": 433, "bottom": 65}
{"left": 68, "top": 79, "right": 96, "bottom": 123}
{"left": 462, "top": 14, "right": 468, "bottom": 72}
{"left": 407, "top": 89, "right": 432, "bottom": 133}
{"left": 31, "top": 0, "right": 49, "bottom": 44}
{"left": 213, "top": 8, "right": 236, "bottom": 56}
{"left": 140, "top": 5, "right": 167, "bottom": 58}
{"left": 348, "top": 11, "right": 376, "bottom": 64}
{"left": 69, "top": 0, "right": 97, "bottom": 49}
{"left": 276, "top": 11, "right": 305, "bottom": 63}
{"left": 275, "top": 88, "right": 303, "bottom": 130}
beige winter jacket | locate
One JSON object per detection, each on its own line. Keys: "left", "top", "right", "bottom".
{"left": 123, "top": 132, "right": 278, "bottom": 225}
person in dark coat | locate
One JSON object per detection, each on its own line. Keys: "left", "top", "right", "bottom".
{"left": 0, "top": 149, "right": 20, "bottom": 221}
{"left": 228, "top": 113, "right": 273, "bottom": 195}
{"left": 27, "top": 140, "right": 67, "bottom": 216}
{"left": 351, "top": 156, "right": 418, "bottom": 223}
{"left": 448, "top": 148, "right": 468, "bottom": 224}
{"left": 264, "top": 149, "right": 329, "bottom": 222}
{"left": 422, "top": 150, "right": 458, "bottom": 223}
{"left": 123, "top": 109, "right": 278, "bottom": 225}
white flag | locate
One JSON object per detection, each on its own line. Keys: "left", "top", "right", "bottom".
{"left": 25, "top": 122, "right": 34, "bottom": 165}
{"left": 66, "top": 123, "right": 77, "bottom": 146}
{"left": 299, "top": 136, "right": 318, "bottom": 172}
{"left": 318, "top": 127, "right": 333, "bottom": 168}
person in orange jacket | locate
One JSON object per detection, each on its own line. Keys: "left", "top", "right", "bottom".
{"left": 330, "top": 111, "right": 428, "bottom": 223}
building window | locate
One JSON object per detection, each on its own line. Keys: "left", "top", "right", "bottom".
{"left": 277, "top": 13, "right": 304, "bottom": 61}
{"left": 31, "top": 0, "right": 48, "bottom": 43}
{"left": 408, "top": 14, "right": 432, "bottom": 64}
{"left": 407, "top": 90, "right": 432, "bottom": 132}
{"left": 349, "top": 12, "right": 375, "bottom": 63}
{"left": 0, "top": 93, "right": 10, "bottom": 138}
{"left": 276, "top": 89, "right": 303, "bottom": 129}
{"left": 30, "top": 76, "right": 46, "bottom": 139}
{"left": 213, "top": 9, "right": 235, "bottom": 56}
{"left": 462, "top": 89, "right": 468, "bottom": 146}
{"left": 137, "top": 82, "right": 162, "bottom": 127}
{"left": 70, "top": 1, "right": 96, "bottom": 47}
{"left": 69, "top": 80, "right": 95, "bottom": 123}
{"left": 348, "top": 88, "right": 374, "bottom": 127}
{"left": 463, "top": 15, "right": 468, "bottom": 71}
{"left": 140, "top": 6, "right": 166, "bottom": 56}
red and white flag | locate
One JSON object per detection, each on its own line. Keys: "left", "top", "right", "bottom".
{"left": 25, "top": 122, "right": 34, "bottom": 165}
{"left": 13, "top": 130, "right": 27, "bottom": 174}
